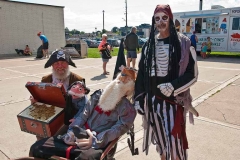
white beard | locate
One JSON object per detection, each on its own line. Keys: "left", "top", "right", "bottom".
{"left": 68, "top": 90, "right": 84, "bottom": 98}
{"left": 98, "top": 77, "right": 134, "bottom": 112}
{"left": 52, "top": 67, "right": 70, "bottom": 80}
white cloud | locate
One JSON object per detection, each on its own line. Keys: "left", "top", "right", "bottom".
{"left": 22, "top": 0, "right": 240, "bottom": 33}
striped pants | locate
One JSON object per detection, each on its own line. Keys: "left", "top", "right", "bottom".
{"left": 142, "top": 96, "right": 187, "bottom": 160}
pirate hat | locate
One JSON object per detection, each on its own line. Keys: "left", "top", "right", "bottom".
{"left": 67, "top": 81, "right": 90, "bottom": 94}
{"left": 44, "top": 49, "right": 76, "bottom": 68}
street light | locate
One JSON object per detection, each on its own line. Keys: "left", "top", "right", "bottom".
{"left": 95, "top": 27, "right": 97, "bottom": 36}
{"left": 122, "top": 18, "right": 127, "bottom": 35}
{"left": 103, "top": 10, "right": 105, "bottom": 31}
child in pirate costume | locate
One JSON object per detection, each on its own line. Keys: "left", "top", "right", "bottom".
{"left": 134, "top": 4, "right": 198, "bottom": 160}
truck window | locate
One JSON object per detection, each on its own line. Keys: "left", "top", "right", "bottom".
{"left": 195, "top": 18, "right": 202, "bottom": 33}
{"left": 201, "top": 18, "right": 207, "bottom": 33}
{"left": 186, "top": 18, "right": 191, "bottom": 33}
{"left": 206, "top": 17, "right": 219, "bottom": 34}
{"left": 175, "top": 19, "right": 180, "bottom": 32}
{"left": 232, "top": 18, "right": 240, "bottom": 30}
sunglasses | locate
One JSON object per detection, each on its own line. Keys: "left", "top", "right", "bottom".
{"left": 155, "top": 15, "right": 169, "bottom": 23}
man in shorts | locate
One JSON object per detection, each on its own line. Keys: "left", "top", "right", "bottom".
{"left": 124, "top": 27, "right": 139, "bottom": 69}
{"left": 37, "top": 32, "right": 49, "bottom": 59}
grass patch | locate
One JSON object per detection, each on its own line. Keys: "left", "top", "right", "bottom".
{"left": 87, "top": 48, "right": 142, "bottom": 58}
{"left": 210, "top": 52, "right": 240, "bottom": 58}
{"left": 87, "top": 48, "right": 119, "bottom": 58}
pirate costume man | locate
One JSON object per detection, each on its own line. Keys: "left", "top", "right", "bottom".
{"left": 42, "top": 49, "right": 85, "bottom": 91}
{"left": 134, "top": 4, "right": 198, "bottom": 160}
{"left": 32, "top": 49, "right": 86, "bottom": 140}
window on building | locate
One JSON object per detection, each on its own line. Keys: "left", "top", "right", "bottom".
{"left": 232, "top": 18, "right": 240, "bottom": 30}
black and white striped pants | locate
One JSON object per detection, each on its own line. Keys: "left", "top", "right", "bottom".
{"left": 143, "top": 96, "right": 187, "bottom": 160}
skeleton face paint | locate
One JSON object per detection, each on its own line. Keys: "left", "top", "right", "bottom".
{"left": 154, "top": 12, "right": 170, "bottom": 32}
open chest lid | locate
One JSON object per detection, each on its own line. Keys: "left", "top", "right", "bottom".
{"left": 26, "top": 82, "right": 66, "bottom": 108}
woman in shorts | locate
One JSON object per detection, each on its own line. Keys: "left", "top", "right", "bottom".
{"left": 98, "top": 34, "right": 112, "bottom": 75}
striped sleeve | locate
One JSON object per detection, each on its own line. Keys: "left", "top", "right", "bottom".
{"left": 171, "top": 46, "right": 198, "bottom": 96}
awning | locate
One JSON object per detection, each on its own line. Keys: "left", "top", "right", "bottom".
{"left": 180, "top": 12, "right": 228, "bottom": 18}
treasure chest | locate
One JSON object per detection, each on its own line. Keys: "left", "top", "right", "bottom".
{"left": 17, "top": 82, "right": 66, "bottom": 138}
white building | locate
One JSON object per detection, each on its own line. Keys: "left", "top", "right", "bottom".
{"left": 0, "top": 0, "right": 65, "bottom": 55}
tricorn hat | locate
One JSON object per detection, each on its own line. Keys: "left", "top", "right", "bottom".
{"left": 67, "top": 81, "right": 90, "bottom": 94}
{"left": 44, "top": 49, "right": 76, "bottom": 68}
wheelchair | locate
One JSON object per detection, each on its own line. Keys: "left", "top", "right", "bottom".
{"left": 11, "top": 136, "right": 119, "bottom": 160}
{"left": 11, "top": 125, "right": 139, "bottom": 160}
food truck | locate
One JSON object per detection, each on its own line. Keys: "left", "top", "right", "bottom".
{"left": 173, "top": 7, "right": 240, "bottom": 52}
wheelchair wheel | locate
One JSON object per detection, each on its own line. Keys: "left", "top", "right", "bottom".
{"left": 103, "top": 143, "right": 118, "bottom": 160}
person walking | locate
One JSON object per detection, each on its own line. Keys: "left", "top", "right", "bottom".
{"left": 37, "top": 32, "right": 49, "bottom": 59}
{"left": 98, "top": 34, "right": 111, "bottom": 75}
{"left": 190, "top": 31, "right": 198, "bottom": 51}
{"left": 124, "top": 27, "right": 139, "bottom": 69}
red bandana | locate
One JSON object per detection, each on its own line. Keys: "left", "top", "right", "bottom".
{"left": 154, "top": 4, "right": 173, "bottom": 20}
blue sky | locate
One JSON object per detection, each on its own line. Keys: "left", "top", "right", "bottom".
{"left": 15, "top": 0, "right": 240, "bottom": 33}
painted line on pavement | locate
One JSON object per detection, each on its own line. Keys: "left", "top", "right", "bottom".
{"left": 1, "top": 68, "right": 28, "bottom": 75}
{"left": 1, "top": 76, "right": 26, "bottom": 80}
{"left": 198, "top": 66, "right": 240, "bottom": 71}
{"left": 197, "top": 79, "right": 223, "bottom": 84}
{"left": 0, "top": 98, "right": 29, "bottom": 106}
{"left": 87, "top": 81, "right": 111, "bottom": 87}
{"left": 195, "top": 116, "right": 240, "bottom": 130}
{"left": 5, "top": 63, "right": 44, "bottom": 69}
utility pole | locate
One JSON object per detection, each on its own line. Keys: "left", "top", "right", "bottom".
{"left": 199, "top": 0, "right": 203, "bottom": 10}
{"left": 103, "top": 10, "right": 105, "bottom": 31}
{"left": 125, "top": 0, "right": 128, "bottom": 35}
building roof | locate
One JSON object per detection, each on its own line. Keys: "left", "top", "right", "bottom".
{"left": 5, "top": 0, "right": 64, "bottom": 8}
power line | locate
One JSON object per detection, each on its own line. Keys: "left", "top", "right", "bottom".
{"left": 125, "top": 0, "right": 128, "bottom": 34}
